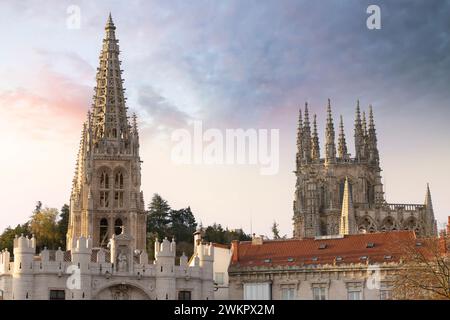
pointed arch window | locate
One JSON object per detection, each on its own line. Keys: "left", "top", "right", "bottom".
{"left": 114, "top": 171, "right": 124, "bottom": 208}
{"left": 99, "top": 170, "right": 110, "bottom": 208}
{"left": 114, "top": 218, "right": 123, "bottom": 235}
{"left": 99, "top": 218, "right": 108, "bottom": 247}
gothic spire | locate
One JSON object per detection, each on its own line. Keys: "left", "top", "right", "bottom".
{"left": 296, "top": 107, "right": 304, "bottom": 167}
{"left": 91, "top": 14, "right": 130, "bottom": 143}
{"left": 367, "top": 105, "right": 380, "bottom": 164}
{"left": 354, "top": 100, "right": 364, "bottom": 161}
{"left": 302, "top": 102, "right": 312, "bottom": 162}
{"left": 424, "top": 183, "right": 433, "bottom": 211}
{"left": 338, "top": 115, "right": 348, "bottom": 160}
{"left": 339, "top": 177, "right": 355, "bottom": 236}
{"left": 325, "top": 98, "right": 336, "bottom": 164}
{"left": 311, "top": 114, "right": 320, "bottom": 161}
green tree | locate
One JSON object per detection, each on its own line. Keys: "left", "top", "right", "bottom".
{"left": 0, "top": 223, "right": 31, "bottom": 255}
{"left": 203, "top": 223, "right": 251, "bottom": 244}
{"left": 57, "top": 204, "right": 70, "bottom": 248}
{"left": 169, "top": 207, "right": 197, "bottom": 243}
{"left": 147, "top": 194, "right": 171, "bottom": 238}
{"left": 29, "top": 207, "right": 60, "bottom": 251}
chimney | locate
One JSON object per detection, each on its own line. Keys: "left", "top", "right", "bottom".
{"left": 231, "top": 240, "right": 239, "bottom": 263}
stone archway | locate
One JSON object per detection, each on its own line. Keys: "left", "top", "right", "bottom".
{"left": 93, "top": 282, "right": 151, "bottom": 300}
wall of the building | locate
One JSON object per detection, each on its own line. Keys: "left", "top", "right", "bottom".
{"left": 213, "top": 246, "right": 232, "bottom": 300}
{"left": 229, "top": 264, "right": 396, "bottom": 300}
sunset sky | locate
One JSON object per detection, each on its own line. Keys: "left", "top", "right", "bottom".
{"left": 0, "top": 0, "right": 449, "bottom": 237}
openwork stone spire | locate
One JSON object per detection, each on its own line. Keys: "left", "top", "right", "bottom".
{"left": 296, "top": 107, "right": 303, "bottom": 167}
{"left": 367, "top": 105, "right": 379, "bottom": 164}
{"left": 311, "top": 114, "right": 320, "bottom": 161}
{"left": 91, "top": 14, "right": 130, "bottom": 143}
{"left": 337, "top": 115, "right": 348, "bottom": 159}
{"left": 325, "top": 99, "right": 336, "bottom": 164}
{"left": 302, "top": 103, "right": 312, "bottom": 163}
{"left": 354, "top": 100, "right": 364, "bottom": 161}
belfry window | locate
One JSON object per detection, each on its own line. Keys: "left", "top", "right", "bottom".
{"left": 99, "top": 218, "right": 108, "bottom": 247}
{"left": 100, "top": 172, "right": 109, "bottom": 189}
{"left": 114, "top": 218, "right": 123, "bottom": 235}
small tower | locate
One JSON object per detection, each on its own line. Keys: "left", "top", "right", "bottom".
{"left": 154, "top": 237, "right": 176, "bottom": 300}
{"left": 367, "top": 105, "right": 380, "bottom": 165}
{"left": 296, "top": 107, "right": 304, "bottom": 167}
{"left": 337, "top": 115, "right": 348, "bottom": 160}
{"left": 12, "top": 235, "right": 36, "bottom": 300}
{"left": 325, "top": 99, "right": 336, "bottom": 165}
{"left": 68, "top": 236, "right": 93, "bottom": 300}
{"left": 302, "top": 103, "right": 312, "bottom": 163}
{"left": 354, "top": 100, "right": 365, "bottom": 161}
{"left": 311, "top": 114, "right": 320, "bottom": 161}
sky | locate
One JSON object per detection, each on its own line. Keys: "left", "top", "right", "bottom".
{"left": 0, "top": 0, "right": 449, "bottom": 237}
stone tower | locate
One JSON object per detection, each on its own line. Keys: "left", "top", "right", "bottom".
{"left": 293, "top": 100, "right": 437, "bottom": 238}
{"left": 66, "top": 14, "right": 146, "bottom": 251}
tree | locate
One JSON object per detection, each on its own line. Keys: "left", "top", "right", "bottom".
{"left": 0, "top": 223, "right": 31, "bottom": 255}
{"left": 147, "top": 194, "right": 171, "bottom": 239}
{"left": 203, "top": 223, "right": 251, "bottom": 244}
{"left": 392, "top": 235, "right": 450, "bottom": 300}
{"left": 272, "top": 221, "right": 281, "bottom": 239}
{"left": 29, "top": 206, "right": 60, "bottom": 251}
{"left": 57, "top": 204, "right": 70, "bottom": 248}
{"left": 168, "top": 207, "right": 197, "bottom": 243}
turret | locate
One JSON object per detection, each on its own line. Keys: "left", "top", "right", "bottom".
{"left": 192, "top": 232, "right": 214, "bottom": 300}
{"left": 367, "top": 105, "right": 380, "bottom": 165}
{"left": 302, "top": 103, "right": 312, "bottom": 163}
{"left": 325, "top": 99, "right": 336, "bottom": 164}
{"left": 354, "top": 100, "right": 365, "bottom": 161}
{"left": 337, "top": 115, "right": 349, "bottom": 160}
{"left": 154, "top": 237, "right": 176, "bottom": 300}
{"left": 68, "top": 236, "right": 93, "bottom": 300}
{"left": 311, "top": 114, "right": 320, "bottom": 161}
{"left": 12, "top": 234, "right": 36, "bottom": 300}
{"left": 296, "top": 107, "right": 303, "bottom": 167}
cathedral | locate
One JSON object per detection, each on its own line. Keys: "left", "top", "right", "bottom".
{"left": 0, "top": 15, "right": 214, "bottom": 300}
{"left": 292, "top": 100, "right": 437, "bottom": 238}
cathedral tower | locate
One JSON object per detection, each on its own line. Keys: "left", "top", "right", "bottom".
{"left": 293, "top": 100, "right": 436, "bottom": 238}
{"left": 66, "top": 15, "right": 146, "bottom": 251}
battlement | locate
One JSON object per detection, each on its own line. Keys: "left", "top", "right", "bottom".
{"left": 72, "top": 236, "right": 93, "bottom": 253}
{"left": 13, "top": 234, "right": 36, "bottom": 254}
{"left": 154, "top": 237, "right": 176, "bottom": 258}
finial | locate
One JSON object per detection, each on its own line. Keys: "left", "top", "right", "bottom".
{"left": 105, "top": 12, "right": 116, "bottom": 30}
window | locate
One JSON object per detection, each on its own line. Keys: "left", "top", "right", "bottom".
{"left": 114, "top": 191, "right": 124, "bottom": 208}
{"left": 100, "top": 191, "right": 110, "bottom": 208}
{"left": 114, "top": 219, "right": 123, "bottom": 235}
{"left": 49, "top": 289, "right": 65, "bottom": 300}
{"left": 215, "top": 272, "right": 225, "bottom": 285}
{"left": 348, "top": 290, "right": 362, "bottom": 300}
{"left": 115, "top": 172, "right": 124, "bottom": 189}
{"left": 312, "top": 287, "right": 326, "bottom": 300}
{"left": 99, "top": 218, "right": 108, "bottom": 247}
{"left": 281, "top": 287, "right": 296, "bottom": 300}
{"left": 244, "top": 283, "right": 271, "bottom": 300}
{"left": 178, "top": 291, "right": 191, "bottom": 300}
{"left": 380, "top": 283, "right": 392, "bottom": 300}
{"left": 100, "top": 172, "right": 109, "bottom": 189}
{"left": 347, "top": 282, "right": 363, "bottom": 300}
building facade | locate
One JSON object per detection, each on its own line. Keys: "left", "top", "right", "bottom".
{"left": 293, "top": 100, "right": 437, "bottom": 238}
{"left": 228, "top": 231, "right": 416, "bottom": 300}
{"left": 0, "top": 14, "right": 214, "bottom": 300}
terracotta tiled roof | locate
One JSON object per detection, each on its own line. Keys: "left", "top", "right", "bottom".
{"left": 231, "top": 231, "right": 416, "bottom": 267}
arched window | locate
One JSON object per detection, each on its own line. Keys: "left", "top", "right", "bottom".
{"left": 114, "top": 218, "right": 123, "bottom": 235}
{"left": 99, "top": 218, "right": 108, "bottom": 247}
{"left": 100, "top": 172, "right": 109, "bottom": 189}
{"left": 99, "top": 171, "right": 110, "bottom": 208}
{"left": 114, "top": 171, "right": 124, "bottom": 208}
